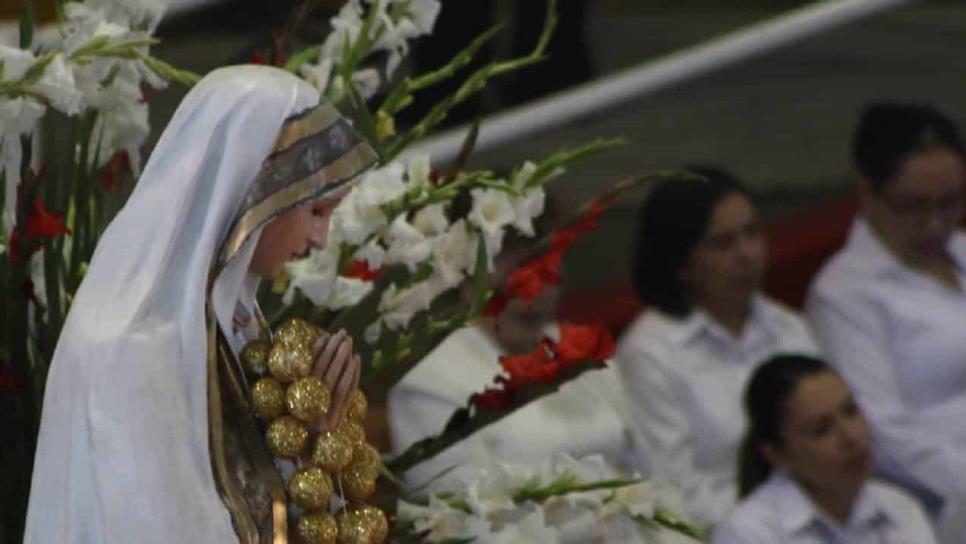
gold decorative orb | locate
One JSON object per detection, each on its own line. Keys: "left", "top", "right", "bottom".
{"left": 349, "top": 443, "right": 382, "bottom": 480}
{"left": 268, "top": 340, "right": 315, "bottom": 383}
{"left": 341, "top": 467, "right": 376, "bottom": 502}
{"left": 346, "top": 390, "right": 368, "bottom": 423}
{"left": 275, "top": 318, "right": 323, "bottom": 345}
{"left": 289, "top": 467, "right": 334, "bottom": 511}
{"left": 353, "top": 506, "right": 388, "bottom": 543}
{"left": 336, "top": 510, "right": 373, "bottom": 544}
{"left": 287, "top": 376, "right": 332, "bottom": 423}
{"left": 335, "top": 420, "right": 366, "bottom": 447}
{"left": 266, "top": 415, "right": 309, "bottom": 459}
{"left": 297, "top": 512, "right": 338, "bottom": 544}
{"left": 312, "top": 432, "right": 354, "bottom": 473}
{"left": 251, "top": 377, "right": 286, "bottom": 420}
{"left": 240, "top": 339, "right": 271, "bottom": 375}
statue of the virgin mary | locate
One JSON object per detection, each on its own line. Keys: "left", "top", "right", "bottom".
{"left": 24, "top": 65, "right": 377, "bottom": 543}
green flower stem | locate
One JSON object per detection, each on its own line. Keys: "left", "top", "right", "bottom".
{"left": 383, "top": 0, "right": 558, "bottom": 161}
{"left": 512, "top": 476, "right": 644, "bottom": 504}
{"left": 378, "top": 24, "right": 503, "bottom": 118}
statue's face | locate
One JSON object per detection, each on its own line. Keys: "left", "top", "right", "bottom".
{"left": 249, "top": 188, "right": 349, "bottom": 279}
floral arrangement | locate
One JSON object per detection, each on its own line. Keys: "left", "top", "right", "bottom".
{"left": 395, "top": 454, "right": 699, "bottom": 543}
{"left": 1, "top": 0, "right": 702, "bottom": 542}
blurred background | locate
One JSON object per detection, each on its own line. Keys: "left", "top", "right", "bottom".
{"left": 3, "top": 0, "right": 965, "bottom": 294}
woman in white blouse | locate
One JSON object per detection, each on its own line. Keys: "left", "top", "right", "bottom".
{"left": 615, "top": 170, "right": 816, "bottom": 528}
{"left": 714, "top": 354, "right": 936, "bottom": 544}
{"left": 806, "top": 103, "right": 966, "bottom": 524}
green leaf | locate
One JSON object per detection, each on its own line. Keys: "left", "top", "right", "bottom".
{"left": 282, "top": 45, "right": 320, "bottom": 73}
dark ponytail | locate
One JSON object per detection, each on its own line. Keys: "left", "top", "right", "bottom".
{"left": 738, "top": 354, "right": 830, "bottom": 497}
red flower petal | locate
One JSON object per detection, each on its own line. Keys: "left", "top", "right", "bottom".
{"left": 551, "top": 322, "right": 616, "bottom": 365}
{"left": 483, "top": 293, "right": 509, "bottom": 317}
{"left": 343, "top": 259, "right": 384, "bottom": 282}
{"left": 472, "top": 388, "right": 513, "bottom": 411}
{"left": 25, "top": 198, "right": 69, "bottom": 239}
{"left": 500, "top": 344, "right": 561, "bottom": 390}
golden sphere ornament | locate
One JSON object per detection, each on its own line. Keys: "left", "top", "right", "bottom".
{"left": 266, "top": 415, "right": 309, "bottom": 459}
{"left": 312, "top": 432, "right": 354, "bottom": 473}
{"left": 268, "top": 340, "right": 314, "bottom": 383}
{"left": 349, "top": 443, "right": 382, "bottom": 480}
{"left": 345, "top": 389, "right": 368, "bottom": 422}
{"left": 341, "top": 467, "right": 376, "bottom": 502}
{"left": 268, "top": 319, "right": 322, "bottom": 383}
{"left": 336, "top": 420, "right": 366, "bottom": 446}
{"left": 275, "top": 318, "right": 323, "bottom": 345}
{"left": 287, "top": 376, "right": 332, "bottom": 422}
{"left": 240, "top": 339, "right": 271, "bottom": 376}
{"left": 353, "top": 506, "right": 388, "bottom": 543}
{"left": 297, "top": 512, "right": 338, "bottom": 544}
{"left": 336, "top": 510, "right": 374, "bottom": 544}
{"left": 289, "top": 467, "right": 334, "bottom": 511}
{"left": 251, "top": 377, "right": 286, "bottom": 420}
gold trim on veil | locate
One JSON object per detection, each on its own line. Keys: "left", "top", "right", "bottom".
{"left": 207, "top": 100, "right": 376, "bottom": 543}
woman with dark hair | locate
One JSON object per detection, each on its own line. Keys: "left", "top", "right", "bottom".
{"left": 806, "top": 102, "right": 966, "bottom": 517}
{"left": 714, "top": 354, "right": 936, "bottom": 543}
{"left": 614, "top": 170, "right": 816, "bottom": 528}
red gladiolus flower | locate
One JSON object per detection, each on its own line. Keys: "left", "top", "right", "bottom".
{"left": 472, "top": 387, "right": 512, "bottom": 411}
{"left": 551, "top": 322, "right": 615, "bottom": 365}
{"left": 343, "top": 259, "right": 384, "bottom": 282}
{"left": 500, "top": 343, "right": 561, "bottom": 390}
{"left": 504, "top": 247, "right": 564, "bottom": 302}
{"left": 25, "top": 198, "right": 69, "bottom": 239}
{"left": 482, "top": 293, "right": 509, "bottom": 317}
{"left": 9, "top": 198, "right": 71, "bottom": 263}
{"left": 250, "top": 51, "right": 266, "bottom": 65}
{"left": 100, "top": 150, "right": 132, "bottom": 191}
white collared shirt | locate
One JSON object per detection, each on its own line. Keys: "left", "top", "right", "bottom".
{"left": 713, "top": 472, "right": 936, "bottom": 544}
{"left": 807, "top": 218, "right": 966, "bottom": 504}
{"left": 614, "top": 295, "right": 817, "bottom": 527}
{"left": 388, "top": 324, "right": 640, "bottom": 491}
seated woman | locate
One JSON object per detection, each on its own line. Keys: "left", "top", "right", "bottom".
{"left": 388, "top": 199, "right": 640, "bottom": 490}
{"left": 614, "top": 169, "right": 816, "bottom": 528}
{"left": 806, "top": 103, "right": 966, "bottom": 513}
{"left": 714, "top": 354, "right": 936, "bottom": 543}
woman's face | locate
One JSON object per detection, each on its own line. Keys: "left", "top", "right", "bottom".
{"left": 766, "top": 371, "right": 872, "bottom": 498}
{"left": 681, "top": 192, "right": 765, "bottom": 311}
{"left": 249, "top": 189, "right": 348, "bottom": 279}
{"left": 863, "top": 148, "right": 966, "bottom": 264}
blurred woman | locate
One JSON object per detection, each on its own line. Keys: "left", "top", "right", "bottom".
{"left": 807, "top": 103, "right": 966, "bottom": 515}
{"left": 615, "top": 170, "right": 816, "bottom": 527}
{"left": 714, "top": 354, "right": 936, "bottom": 543}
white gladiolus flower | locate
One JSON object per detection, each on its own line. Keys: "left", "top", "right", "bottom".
{"left": 406, "top": 153, "right": 432, "bottom": 194}
{"left": 330, "top": 162, "right": 406, "bottom": 245}
{"left": 378, "top": 278, "right": 445, "bottom": 330}
{"left": 488, "top": 507, "right": 559, "bottom": 543}
{"left": 383, "top": 214, "right": 432, "bottom": 272}
{"left": 468, "top": 188, "right": 515, "bottom": 268}
{"left": 299, "top": 58, "right": 334, "bottom": 92}
{"left": 510, "top": 186, "right": 545, "bottom": 237}
{"left": 363, "top": 320, "right": 383, "bottom": 345}
{"left": 85, "top": 0, "right": 165, "bottom": 31}
{"left": 355, "top": 238, "right": 387, "bottom": 269}
{"left": 0, "top": 45, "right": 36, "bottom": 80}
{"left": 351, "top": 68, "right": 381, "bottom": 100}
{"left": 327, "top": 276, "right": 373, "bottom": 309}
{"left": 398, "top": 497, "right": 490, "bottom": 541}
{"left": 282, "top": 248, "right": 339, "bottom": 306}
{"left": 412, "top": 202, "right": 449, "bottom": 237}
{"left": 30, "top": 53, "right": 83, "bottom": 116}
{"left": 0, "top": 97, "right": 45, "bottom": 232}
{"left": 432, "top": 220, "right": 477, "bottom": 288}
{"left": 373, "top": 0, "right": 440, "bottom": 76}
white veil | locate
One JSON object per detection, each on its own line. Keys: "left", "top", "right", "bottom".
{"left": 24, "top": 65, "right": 372, "bottom": 543}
